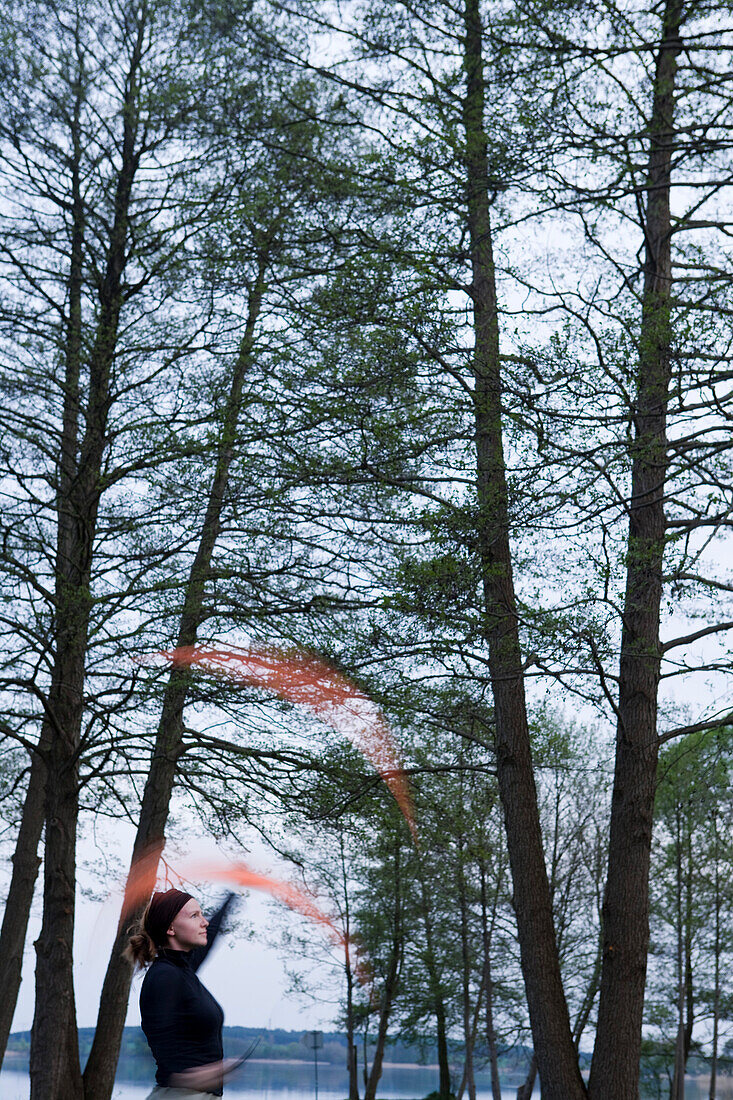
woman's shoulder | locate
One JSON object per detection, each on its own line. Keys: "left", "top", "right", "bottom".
{"left": 140, "top": 955, "right": 188, "bottom": 1001}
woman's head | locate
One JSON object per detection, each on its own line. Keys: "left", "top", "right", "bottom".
{"left": 165, "top": 896, "right": 209, "bottom": 951}
{"left": 125, "top": 887, "right": 205, "bottom": 967}
{"left": 145, "top": 888, "right": 194, "bottom": 946}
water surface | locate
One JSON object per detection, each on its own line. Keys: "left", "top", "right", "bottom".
{"left": 1, "top": 1062, "right": 533, "bottom": 1100}
{"left": 3, "top": 1061, "right": 727, "bottom": 1099}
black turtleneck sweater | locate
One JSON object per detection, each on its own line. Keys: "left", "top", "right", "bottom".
{"left": 140, "top": 894, "right": 235, "bottom": 1096}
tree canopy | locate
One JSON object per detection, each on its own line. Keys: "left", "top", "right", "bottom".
{"left": 1, "top": 1, "right": 732, "bottom": 1098}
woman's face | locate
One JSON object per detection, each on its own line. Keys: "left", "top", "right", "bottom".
{"left": 167, "top": 898, "right": 209, "bottom": 951}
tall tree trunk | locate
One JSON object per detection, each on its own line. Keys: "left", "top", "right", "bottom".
{"left": 708, "top": 819, "right": 720, "bottom": 1100}
{"left": 340, "top": 835, "right": 360, "bottom": 1100}
{"left": 82, "top": 263, "right": 267, "bottom": 1100}
{"left": 671, "top": 988, "right": 685, "bottom": 1100}
{"left": 670, "top": 808, "right": 685, "bottom": 1100}
{"left": 29, "top": 221, "right": 121, "bottom": 1098}
{"left": 434, "top": 989, "right": 452, "bottom": 1100}
{"left": 31, "top": 663, "right": 87, "bottom": 1100}
{"left": 0, "top": 34, "right": 86, "bottom": 1069}
{"left": 461, "top": 3, "right": 585, "bottom": 1097}
{"left": 31, "top": 306, "right": 117, "bottom": 1096}
{"left": 683, "top": 830, "right": 694, "bottom": 1065}
{"left": 431, "top": 944, "right": 451, "bottom": 1100}
{"left": 29, "top": 13, "right": 144, "bottom": 1095}
{"left": 457, "top": 832, "right": 476, "bottom": 1100}
{"left": 363, "top": 949, "right": 401, "bottom": 1100}
{"left": 572, "top": 922, "right": 603, "bottom": 1051}
{"left": 671, "top": 876, "right": 685, "bottom": 1100}
{"left": 416, "top": 866, "right": 451, "bottom": 1100}
{"left": 363, "top": 845, "right": 402, "bottom": 1100}
{"left": 0, "top": 746, "right": 46, "bottom": 1068}
{"left": 456, "top": 966, "right": 487, "bottom": 1100}
{"left": 347, "top": 1040, "right": 359, "bottom": 1100}
{"left": 480, "top": 866, "right": 503, "bottom": 1100}
{"left": 516, "top": 1055, "right": 537, "bottom": 1100}
{"left": 587, "top": 4, "right": 682, "bottom": 1096}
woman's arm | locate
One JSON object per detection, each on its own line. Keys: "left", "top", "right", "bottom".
{"left": 191, "top": 892, "right": 236, "bottom": 971}
{"left": 169, "top": 1056, "right": 243, "bottom": 1090}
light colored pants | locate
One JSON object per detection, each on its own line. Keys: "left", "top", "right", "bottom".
{"left": 146, "top": 1089, "right": 219, "bottom": 1099}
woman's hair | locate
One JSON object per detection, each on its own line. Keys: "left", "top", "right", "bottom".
{"left": 124, "top": 901, "right": 157, "bottom": 969}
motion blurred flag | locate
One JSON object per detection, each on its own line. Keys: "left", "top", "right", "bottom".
{"left": 163, "top": 644, "right": 416, "bottom": 839}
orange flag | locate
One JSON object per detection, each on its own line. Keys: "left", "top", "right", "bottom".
{"left": 163, "top": 644, "right": 416, "bottom": 839}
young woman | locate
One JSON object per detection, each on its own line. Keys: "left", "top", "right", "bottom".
{"left": 126, "top": 887, "right": 241, "bottom": 1098}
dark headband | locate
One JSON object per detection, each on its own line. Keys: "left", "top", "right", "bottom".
{"left": 144, "top": 888, "right": 194, "bottom": 947}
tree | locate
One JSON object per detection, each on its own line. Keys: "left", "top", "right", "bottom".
{"left": 275, "top": 0, "right": 733, "bottom": 1093}
{"left": 270, "top": 745, "right": 415, "bottom": 1100}
{"left": 647, "top": 729, "right": 733, "bottom": 1098}
{"left": 0, "top": 0, "right": 280, "bottom": 1090}
{"left": 266, "top": 0, "right": 586, "bottom": 1092}
{"left": 274, "top": 700, "right": 541, "bottom": 1100}
{"left": 2, "top": 1, "right": 731, "bottom": 1096}
{"left": 497, "top": 2, "right": 733, "bottom": 1091}
{"left": 0, "top": 1, "right": 207, "bottom": 1090}
{"left": 81, "top": 43, "right": 364, "bottom": 1095}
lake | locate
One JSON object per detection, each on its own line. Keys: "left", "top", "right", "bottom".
{"left": 2, "top": 1061, "right": 730, "bottom": 1099}
{"left": 1, "top": 1061, "right": 534, "bottom": 1100}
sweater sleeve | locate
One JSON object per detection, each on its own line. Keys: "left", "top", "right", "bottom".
{"left": 191, "top": 892, "right": 236, "bottom": 972}
{"left": 140, "top": 963, "right": 187, "bottom": 1083}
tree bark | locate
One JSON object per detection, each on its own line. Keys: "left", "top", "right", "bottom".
{"left": 348, "top": 1042, "right": 359, "bottom": 1100}
{"left": 457, "top": 832, "right": 476, "bottom": 1100}
{"left": 461, "top": 3, "right": 586, "bottom": 1097}
{"left": 0, "top": 28, "right": 86, "bottom": 1070}
{"left": 0, "top": 747, "right": 46, "bottom": 1068}
{"left": 30, "top": 681, "right": 86, "bottom": 1100}
{"left": 572, "top": 921, "right": 603, "bottom": 1051}
{"left": 363, "top": 950, "right": 401, "bottom": 1100}
{"left": 671, "top": 854, "right": 685, "bottom": 1100}
{"left": 82, "top": 261, "right": 267, "bottom": 1100}
{"left": 434, "top": 989, "right": 452, "bottom": 1100}
{"left": 480, "top": 866, "right": 502, "bottom": 1100}
{"left": 669, "top": 800, "right": 695, "bottom": 1100}
{"left": 516, "top": 1055, "right": 537, "bottom": 1100}
{"left": 683, "top": 828, "right": 694, "bottom": 1064}
{"left": 340, "top": 835, "right": 360, "bottom": 1100}
{"left": 363, "top": 845, "right": 402, "bottom": 1100}
{"left": 708, "top": 820, "right": 720, "bottom": 1100}
{"left": 416, "top": 864, "right": 452, "bottom": 1100}
{"left": 587, "top": 4, "right": 682, "bottom": 1096}
{"left": 29, "top": 11, "right": 144, "bottom": 1095}
{"left": 456, "top": 966, "right": 487, "bottom": 1100}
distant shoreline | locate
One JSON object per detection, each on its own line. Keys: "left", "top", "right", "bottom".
{"left": 246, "top": 1059, "right": 446, "bottom": 1070}
{"left": 0, "top": 1053, "right": 497, "bottom": 1073}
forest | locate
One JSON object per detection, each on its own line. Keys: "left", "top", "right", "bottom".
{"left": 0, "top": 0, "right": 732, "bottom": 1099}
